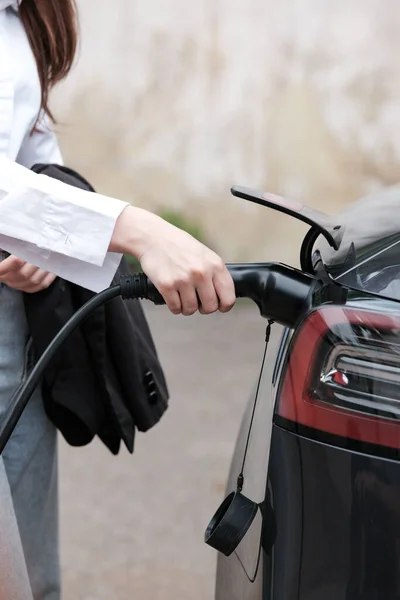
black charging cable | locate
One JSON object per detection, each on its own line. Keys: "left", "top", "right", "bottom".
{"left": 0, "top": 265, "right": 314, "bottom": 454}
{"left": 0, "top": 273, "right": 167, "bottom": 454}
{"left": 0, "top": 286, "right": 120, "bottom": 453}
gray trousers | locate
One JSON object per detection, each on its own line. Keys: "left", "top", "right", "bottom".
{"left": 0, "top": 285, "right": 60, "bottom": 600}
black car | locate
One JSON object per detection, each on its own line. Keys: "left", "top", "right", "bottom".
{"left": 210, "top": 185, "right": 400, "bottom": 600}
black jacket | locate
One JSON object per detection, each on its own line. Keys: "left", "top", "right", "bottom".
{"left": 23, "top": 164, "right": 169, "bottom": 455}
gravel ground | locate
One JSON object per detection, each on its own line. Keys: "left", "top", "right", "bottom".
{"left": 59, "top": 304, "right": 265, "bottom": 600}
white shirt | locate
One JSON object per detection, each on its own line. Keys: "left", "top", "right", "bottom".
{"left": 0, "top": 0, "right": 129, "bottom": 292}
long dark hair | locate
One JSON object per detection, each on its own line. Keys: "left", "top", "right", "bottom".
{"left": 19, "top": 0, "right": 78, "bottom": 122}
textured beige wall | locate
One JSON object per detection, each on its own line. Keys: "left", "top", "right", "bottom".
{"left": 52, "top": 0, "right": 400, "bottom": 265}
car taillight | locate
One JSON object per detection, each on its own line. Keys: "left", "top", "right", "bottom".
{"left": 276, "top": 306, "right": 400, "bottom": 450}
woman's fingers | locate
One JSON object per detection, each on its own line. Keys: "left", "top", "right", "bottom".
{"left": 19, "top": 262, "right": 40, "bottom": 282}
{"left": 179, "top": 281, "right": 201, "bottom": 316}
{"left": 157, "top": 281, "right": 182, "bottom": 315}
{"left": 6, "top": 265, "right": 43, "bottom": 291}
{"left": 23, "top": 272, "right": 57, "bottom": 294}
{"left": 142, "top": 255, "right": 236, "bottom": 317}
{"left": 197, "top": 279, "right": 219, "bottom": 315}
{"left": 0, "top": 256, "right": 56, "bottom": 293}
{"left": 172, "top": 264, "right": 234, "bottom": 316}
{"left": 0, "top": 256, "right": 25, "bottom": 279}
{"left": 213, "top": 265, "right": 236, "bottom": 313}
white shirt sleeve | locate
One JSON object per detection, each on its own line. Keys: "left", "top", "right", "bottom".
{"left": 0, "top": 125, "right": 129, "bottom": 292}
{"left": 16, "top": 111, "right": 64, "bottom": 168}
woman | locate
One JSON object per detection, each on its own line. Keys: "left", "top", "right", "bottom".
{"left": 0, "top": 1, "right": 235, "bottom": 598}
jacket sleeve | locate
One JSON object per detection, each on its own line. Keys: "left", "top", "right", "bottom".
{"left": 0, "top": 119, "right": 129, "bottom": 292}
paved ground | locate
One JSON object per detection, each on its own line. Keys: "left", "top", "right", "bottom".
{"left": 59, "top": 303, "right": 265, "bottom": 599}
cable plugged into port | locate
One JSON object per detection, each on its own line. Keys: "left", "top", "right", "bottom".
{"left": 120, "top": 263, "right": 315, "bottom": 328}
{"left": 0, "top": 262, "right": 314, "bottom": 454}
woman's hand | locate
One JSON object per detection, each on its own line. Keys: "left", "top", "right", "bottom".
{"left": 0, "top": 256, "right": 56, "bottom": 293}
{"left": 110, "top": 206, "right": 236, "bottom": 315}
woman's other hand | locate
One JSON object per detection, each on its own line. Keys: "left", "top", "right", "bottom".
{"left": 0, "top": 255, "right": 56, "bottom": 293}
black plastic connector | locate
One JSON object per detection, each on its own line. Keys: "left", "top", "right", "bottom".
{"left": 120, "top": 273, "right": 164, "bottom": 304}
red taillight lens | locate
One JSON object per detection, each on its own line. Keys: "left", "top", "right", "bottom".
{"left": 276, "top": 307, "right": 400, "bottom": 450}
